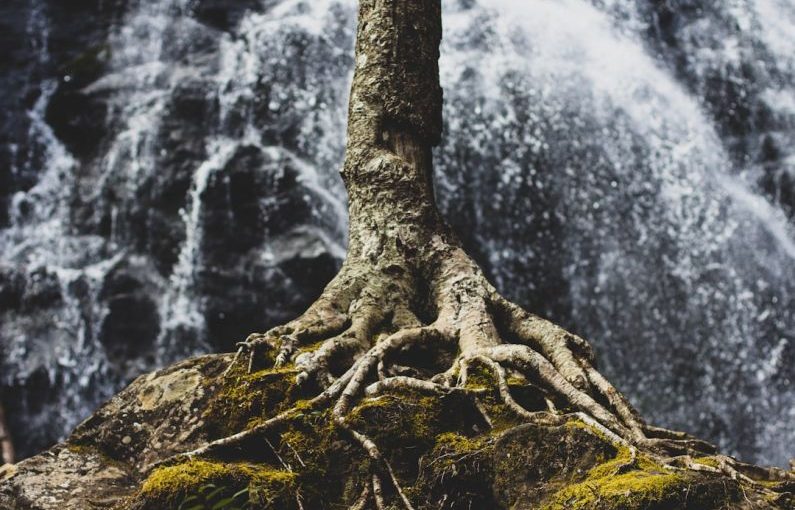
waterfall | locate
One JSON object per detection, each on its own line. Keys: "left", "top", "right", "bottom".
{"left": 0, "top": 0, "right": 792, "bottom": 467}
{"left": 437, "top": 0, "right": 795, "bottom": 467}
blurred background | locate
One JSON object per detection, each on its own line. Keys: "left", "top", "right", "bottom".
{"left": 0, "top": 0, "right": 793, "bottom": 467}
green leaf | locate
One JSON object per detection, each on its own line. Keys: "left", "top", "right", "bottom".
{"left": 232, "top": 488, "right": 249, "bottom": 501}
{"left": 178, "top": 495, "right": 200, "bottom": 510}
{"left": 211, "top": 498, "right": 235, "bottom": 509}
{"left": 205, "top": 486, "right": 226, "bottom": 501}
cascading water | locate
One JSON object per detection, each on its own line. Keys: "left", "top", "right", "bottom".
{"left": 0, "top": 0, "right": 792, "bottom": 467}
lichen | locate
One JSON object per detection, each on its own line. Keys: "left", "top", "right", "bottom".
{"left": 64, "top": 443, "right": 128, "bottom": 471}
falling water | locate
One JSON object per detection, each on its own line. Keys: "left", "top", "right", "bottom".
{"left": 0, "top": 0, "right": 793, "bottom": 467}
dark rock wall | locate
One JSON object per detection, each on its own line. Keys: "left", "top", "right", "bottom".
{"left": 1, "top": 0, "right": 793, "bottom": 467}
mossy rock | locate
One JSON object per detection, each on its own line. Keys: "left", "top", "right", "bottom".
{"left": 1, "top": 353, "right": 790, "bottom": 509}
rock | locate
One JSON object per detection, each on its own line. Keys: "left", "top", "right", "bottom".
{"left": 0, "top": 446, "right": 135, "bottom": 510}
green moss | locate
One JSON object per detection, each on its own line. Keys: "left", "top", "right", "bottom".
{"left": 297, "top": 341, "right": 325, "bottom": 353}
{"left": 202, "top": 366, "right": 299, "bottom": 437}
{"left": 346, "top": 392, "right": 451, "bottom": 484}
{"left": 541, "top": 447, "right": 687, "bottom": 510}
{"left": 429, "top": 432, "right": 491, "bottom": 471}
{"left": 139, "top": 460, "right": 297, "bottom": 509}
{"left": 464, "top": 362, "right": 497, "bottom": 390}
{"left": 247, "top": 468, "right": 298, "bottom": 507}
{"left": 435, "top": 432, "right": 487, "bottom": 452}
{"left": 506, "top": 375, "right": 527, "bottom": 386}
{"left": 459, "top": 360, "right": 523, "bottom": 431}
{"left": 269, "top": 408, "right": 364, "bottom": 508}
{"left": 348, "top": 394, "right": 442, "bottom": 449}
{"left": 565, "top": 419, "right": 597, "bottom": 433}
{"left": 413, "top": 429, "right": 502, "bottom": 508}
{"left": 141, "top": 460, "right": 232, "bottom": 497}
{"left": 692, "top": 456, "right": 721, "bottom": 469}
{"left": 585, "top": 446, "right": 636, "bottom": 480}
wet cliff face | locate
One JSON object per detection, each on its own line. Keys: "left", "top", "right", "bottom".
{"left": 0, "top": 0, "right": 793, "bottom": 467}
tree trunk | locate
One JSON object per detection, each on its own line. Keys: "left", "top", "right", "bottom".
{"left": 0, "top": 398, "right": 13, "bottom": 465}
{"left": 342, "top": 0, "right": 443, "bottom": 241}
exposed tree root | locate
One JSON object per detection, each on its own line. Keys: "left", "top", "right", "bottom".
{"left": 155, "top": 243, "right": 793, "bottom": 508}
{"left": 350, "top": 483, "right": 371, "bottom": 510}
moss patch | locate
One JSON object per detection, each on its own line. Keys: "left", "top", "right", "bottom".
{"left": 202, "top": 366, "right": 300, "bottom": 438}
{"left": 539, "top": 446, "right": 739, "bottom": 510}
{"left": 137, "top": 460, "right": 296, "bottom": 509}
{"left": 693, "top": 456, "right": 721, "bottom": 469}
{"left": 464, "top": 362, "right": 497, "bottom": 390}
{"left": 548, "top": 450, "right": 683, "bottom": 509}
{"left": 347, "top": 388, "right": 489, "bottom": 483}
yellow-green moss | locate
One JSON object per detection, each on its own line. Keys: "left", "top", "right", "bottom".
{"left": 140, "top": 460, "right": 296, "bottom": 508}
{"left": 506, "top": 375, "right": 527, "bottom": 386}
{"left": 202, "top": 366, "right": 299, "bottom": 437}
{"left": 541, "top": 447, "right": 687, "bottom": 510}
{"left": 435, "top": 432, "right": 487, "bottom": 452}
{"left": 565, "top": 418, "right": 598, "bottom": 434}
{"left": 429, "top": 432, "right": 491, "bottom": 471}
{"left": 298, "top": 341, "right": 325, "bottom": 353}
{"left": 693, "top": 456, "right": 721, "bottom": 469}
{"left": 348, "top": 394, "right": 442, "bottom": 445}
{"left": 464, "top": 362, "right": 497, "bottom": 390}
{"left": 141, "top": 460, "right": 232, "bottom": 497}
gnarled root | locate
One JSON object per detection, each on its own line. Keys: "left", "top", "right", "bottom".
{"left": 160, "top": 242, "right": 791, "bottom": 507}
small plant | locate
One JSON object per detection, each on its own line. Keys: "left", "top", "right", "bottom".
{"left": 178, "top": 484, "right": 250, "bottom": 510}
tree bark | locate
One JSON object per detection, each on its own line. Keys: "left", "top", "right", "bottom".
{"left": 0, "top": 397, "right": 13, "bottom": 465}
{"left": 342, "top": 0, "right": 447, "bottom": 276}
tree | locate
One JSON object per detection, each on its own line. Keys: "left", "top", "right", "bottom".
{"left": 0, "top": 399, "right": 12, "bottom": 466}
{"left": 165, "top": 0, "right": 791, "bottom": 506}
{"left": 3, "top": 1, "right": 792, "bottom": 509}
